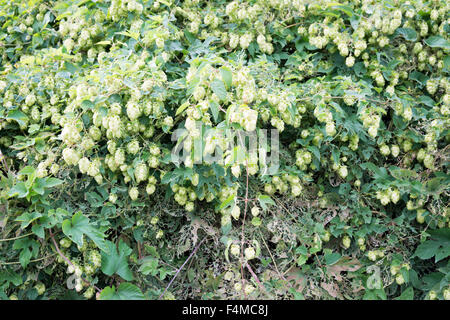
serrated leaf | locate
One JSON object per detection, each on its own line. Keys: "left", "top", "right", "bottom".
{"left": 220, "top": 67, "right": 232, "bottom": 88}
{"left": 6, "top": 110, "right": 28, "bottom": 126}
{"left": 218, "top": 194, "right": 235, "bottom": 210}
{"left": 424, "top": 177, "right": 448, "bottom": 195}
{"left": 62, "top": 212, "right": 108, "bottom": 252}
{"left": 8, "top": 182, "right": 29, "bottom": 198}
{"left": 32, "top": 224, "right": 45, "bottom": 239}
{"left": 210, "top": 78, "right": 227, "bottom": 101}
{"left": 175, "top": 101, "right": 190, "bottom": 116}
{"left": 424, "top": 36, "right": 450, "bottom": 49}
{"left": 101, "top": 240, "right": 134, "bottom": 281}
{"left": 413, "top": 240, "right": 441, "bottom": 260}
{"left": 19, "top": 166, "right": 36, "bottom": 175}
{"left": 389, "top": 167, "right": 418, "bottom": 180}
{"left": 409, "top": 71, "right": 429, "bottom": 86}
{"left": 81, "top": 100, "right": 94, "bottom": 111}
{"left": 395, "top": 28, "right": 417, "bottom": 41}
{"left": 307, "top": 145, "right": 321, "bottom": 162}
{"left": 209, "top": 100, "right": 219, "bottom": 123}
{"left": 258, "top": 194, "right": 275, "bottom": 211}
{"left": 394, "top": 287, "right": 414, "bottom": 300}
{"left": 324, "top": 252, "right": 341, "bottom": 265}
{"left": 15, "top": 211, "right": 42, "bottom": 229}
{"left": 138, "top": 257, "right": 159, "bottom": 276}
{"left": 44, "top": 177, "right": 64, "bottom": 188}
{"left": 296, "top": 255, "right": 307, "bottom": 266}
{"left": 99, "top": 283, "right": 144, "bottom": 300}
{"left": 0, "top": 270, "right": 23, "bottom": 286}
{"left": 329, "top": 4, "right": 354, "bottom": 17}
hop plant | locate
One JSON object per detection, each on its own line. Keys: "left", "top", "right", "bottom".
{"left": 129, "top": 187, "right": 139, "bottom": 201}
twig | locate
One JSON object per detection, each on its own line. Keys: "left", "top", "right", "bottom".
{"left": 158, "top": 237, "right": 207, "bottom": 300}
{"left": 283, "top": 21, "right": 303, "bottom": 29}
{"left": 258, "top": 231, "right": 289, "bottom": 283}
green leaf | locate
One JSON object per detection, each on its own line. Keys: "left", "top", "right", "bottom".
{"left": 6, "top": 110, "right": 28, "bottom": 126}
{"left": 210, "top": 78, "right": 227, "bottom": 101}
{"left": 324, "top": 252, "right": 341, "bottom": 265}
{"left": 424, "top": 36, "right": 450, "bottom": 49}
{"left": 394, "top": 28, "right": 417, "bottom": 41}
{"left": 0, "top": 270, "right": 23, "bottom": 286}
{"left": 258, "top": 194, "right": 276, "bottom": 211}
{"left": 295, "top": 246, "right": 308, "bottom": 255}
{"left": 218, "top": 194, "right": 235, "bottom": 211}
{"left": 251, "top": 217, "right": 262, "bottom": 227}
{"left": 138, "top": 257, "right": 159, "bottom": 276}
{"left": 99, "top": 283, "right": 145, "bottom": 300}
{"left": 62, "top": 212, "right": 108, "bottom": 252}
{"left": 220, "top": 67, "right": 232, "bottom": 88}
{"left": 329, "top": 4, "right": 354, "bottom": 17}
{"left": 32, "top": 224, "right": 45, "bottom": 239}
{"left": 418, "top": 95, "right": 436, "bottom": 107}
{"left": 394, "top": 287, "right": 414, "bottom": 300}
{"left": 353, "top": 62, "right": 366, "bottom": 77}
{"left": 28, "top": 124, "right": 40, "bottom": 135}
{"left": 221, "top": 220, "right": 232, "bottom": 235}
{"left": 331, "top": 148, "right": 340, "bottom": 165}
{"left": 32, "top": 178, "right": 46, "bottom": 195}
{"left": 209, "top": 100, "right": 219, "bottom": 123}
{"left": 424, "top": 177, "right": 448, "bottom": 196}
{"left": 15, "top": 211, "right": 42, "bottom": 229}
{"left": 19, "top": 166, "right": 36, "bottom": 176}
{"left": 13, "top": 238, "right": 39, "bottom": 268}
{"left": 428, "top": 228, "right": 450, "bottom": 242}
{"left": 307, "top": 145, "right": 321, "bottom": 162}
{"left": 8, "top": 182, "right": 29, "bottom": 198}
{"left": 44, "top": 177, "right": 64, "bottom": 188}
{"left": 413, "top": 240, "right": 441, "bottom": 260}
{"left": 389, "top": 167, "right": 418, "bottom": 180}
{"left": 175, "top": 101, "right": 190, "bottom": 116}
{"left": 81, "top": 100, "right": 94, "bottom": 111}
{"left": 435, "top": 246, "right": 450, "bottom": 263}
{"left": 413, "top": 229, "right": 450, "bottom": 262}
{"left": 409, "top": 71, "right": 429, "bottom": 87}
{"left": 101, "top": 240, "right": 134, "bottom": 281}
{"left": 296, "top": 255, "right": 307, "bottom": 266}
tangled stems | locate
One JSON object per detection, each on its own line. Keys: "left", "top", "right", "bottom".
{"left": 158, "top": 237, "right": 207, "bottom": 300}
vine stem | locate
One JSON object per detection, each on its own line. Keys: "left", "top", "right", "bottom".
{"left": 158, "top": 237, "right": 207, "bottom": 300}
{"left": 0, "top": 253, "right": 56, "bottom": 266}
{"left": 0, "top": 232, "right": 33, "bottom": 242}
{"left": 245, "top": 262, "right": 271, "bottom": 298}
{"left": 48, "top": 229, "right": 101, "bottom": 293}
{"left": 0, "top": 149, "right": 9, "bottom": 172}
{"left": 137, "top": 241, "right": 142, "bottom": 260}
{"left": 239, "top": 159, "right": 250, "bottom": 299}
{"left": 258, "top": 230, "right": 290, "bottom": 285}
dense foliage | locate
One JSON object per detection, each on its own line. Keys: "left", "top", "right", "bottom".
{"left": 0, "top": 0, "right": 449, "bottom": 300}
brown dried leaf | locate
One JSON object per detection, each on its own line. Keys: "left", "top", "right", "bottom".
{"left": 327, "top": 256, "right": 361, "bottom": 281}
{"left": 339, "top": 207, "right": 351, "bottom": 221}
{"left": 321, "top": 282, "right": 341, "bottom": 298}
{"left": 286, "top": 267, "right": 307, "bottom": 292}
